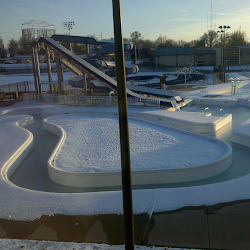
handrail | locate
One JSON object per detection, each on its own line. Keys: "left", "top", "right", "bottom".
{"left": 204, "top": 107, "right": 211, "bottom": 116}
{"left": 219, "top": 108, "right": 224, "bottom": 117}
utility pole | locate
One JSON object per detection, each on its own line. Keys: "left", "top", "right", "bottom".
{"left": 112, "top": 0, "right": 134, "bottom": 249}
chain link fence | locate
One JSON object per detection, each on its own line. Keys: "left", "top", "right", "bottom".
{"left": 23, "top": 93, "right": 161, "bottom": 108}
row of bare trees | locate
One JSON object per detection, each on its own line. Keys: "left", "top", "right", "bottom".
{"left": 0, "top": 29, "right": 248, "bottom": 59}
{"left": 130, "top": 29, "right": 248, "bottom": 50}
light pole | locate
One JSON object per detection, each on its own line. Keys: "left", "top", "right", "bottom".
{"left": 62, "top": 21, "right": 75, "bottom": 36}
{"left": 62, "top": 21, "right": 75, "bottom": 52}
{"left": 62, "top": 21, "right": 75, "bottom": 79}
{"left": 217, "top": 25, "right": 230, "bottom": 83}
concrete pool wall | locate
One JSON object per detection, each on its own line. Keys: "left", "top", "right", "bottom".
{"left": 41, "top": 106, "right": 232, "bottom": 134}
{"left": 43, "top": 114, "right": 232, "bottom": 188}
{"left": 232, "top": 119, "right": 250, "bottom": 147}
{"left": 0, "top": 115, "right": 34, "bottom": 181}
{"left": 0, "top": 102, "right": 249, "bottom": 225}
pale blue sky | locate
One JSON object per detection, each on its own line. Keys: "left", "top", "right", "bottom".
{"left": 1, "top": 0, "right": 250, "bottom": 47}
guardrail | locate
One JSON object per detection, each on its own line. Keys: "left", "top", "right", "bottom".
{"left": 0, "top": 81, "right": 56, "bottom": 93}
{"left": 23, "top": 93, "right": 161, "bottom": 108}
{"left": 0, "top": 80, "right": 81, "bottom": 95}
{"left": 236, "top": 89, "right": 250, "bottom": 99}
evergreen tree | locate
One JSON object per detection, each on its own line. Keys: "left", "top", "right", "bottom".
{"left": 8, "top": 38, "right": 19, "bottom": 56}
{"left": 0, "top": 36, "right": 5, "bottom": 58}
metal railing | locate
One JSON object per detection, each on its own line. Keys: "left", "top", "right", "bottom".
{"left": 236, "top": 89, "right": 250, "bottom": 99}
{"left": 0, "top": 80, "right": 85, "bottom": 95}
{"left": 23, "top": 93, "right": 161, "bottom": 108}
{"left": 204, "top": 107, "right": 212, "bottom": 116}
{"left": 219, "top": 108, "right": 225, "bottom": 117}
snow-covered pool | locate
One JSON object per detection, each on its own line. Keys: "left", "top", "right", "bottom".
{"left": 43, "top": 114, "right": 232, "bottom": 187}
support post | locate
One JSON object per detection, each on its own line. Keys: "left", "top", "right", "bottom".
{"left": 55, "top": 54, "right": 65, "bottom": 94}
{"left": 86, "top": 44, "right": 91, "bottom": 83}
{"left": 86, "top": 44, "right": 89, "bottom": 59}
{"left": 112, "top": 1, "right": 134, "bottom": 249}
{"left": 34, "top": 45, "right": 42, "bottom": 93}
{"left": 82, "top": 71, "right": 87, "bottom": 96}
{"left": 31, "top": 46, "right": 39, "bottom": 93}
{"left": 45, "top": 45, "right": 53, "bottom": 94}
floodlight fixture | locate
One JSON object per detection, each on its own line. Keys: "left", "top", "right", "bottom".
{"left": 62, "top": 21, "right": 75, "bottom": 35}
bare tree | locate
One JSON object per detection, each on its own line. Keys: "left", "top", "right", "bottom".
{"left": 201, "top": 30, "right": 218, "bottom": 47}
{"left": 154, "top": 35, "right": 167, "bottom": 46}
{"left": 228, "top": 29, "right": 248, "bottom": 46}
{"left": 130, "top": 31, "right": 142, "bottom": 61}
{"left": 176, "top": 39, "right": 191, "bottom": 48}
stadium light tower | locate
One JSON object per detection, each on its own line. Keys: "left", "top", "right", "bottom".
{"left": 62, "top": 21, "right": 75, "bottom": 35}
{"left": 217, "top": 25, "right": 230, "bottom": 83}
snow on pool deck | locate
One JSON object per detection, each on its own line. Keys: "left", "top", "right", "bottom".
{"left": 0, "top": 100, "right": 246, "bottom": 222}
{"left": 43, "top": 114, "right": 231, "bottom": 187}
{"left": 47, "top": 115, "right": 227, "bottom": 173}
{"left": 232, "top": 119, "right": 250, "bottom": 147}
{"left": 0, "top": 238, "right": 198, "bottom": 250}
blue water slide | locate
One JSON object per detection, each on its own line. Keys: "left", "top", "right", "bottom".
{"left": 51, "top": 34, "right": 136, "bottom": 74}
{"left": 51, "top": 34, "right": 100, "bottom": 45}
{"left": 38, "top": 37, "right": 173, "bottom": 107}
{"left": 51, "top": 34, "right": 133, "bottom": 52}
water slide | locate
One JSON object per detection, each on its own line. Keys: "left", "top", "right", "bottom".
{"left": 38, "top": 36, "right": 176, "bottom": 107}
{"left": 51, "top": 35, "right": 138, "bottom": 76}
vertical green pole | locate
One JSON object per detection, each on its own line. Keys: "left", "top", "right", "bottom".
{"left": 112, "top": 0, "right": 135, "bottom": 249}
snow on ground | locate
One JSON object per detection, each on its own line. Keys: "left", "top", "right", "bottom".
{"left": 0, "top": 71, "right": 249, "bottom": 222}
{"left": 47, "top": 115, "right": 226, "bottom": 173}
{"left": 0, "top": 239, "right": 199, "bottom": 250}
{"left": 0, "top": 101, "right": 245, "bottom": 222}
{"left": 0, "top": 115, "right": 33, "bottom": 168}
{"left": 0, "top": 72, "right": 76, "bottom": 86}
{"left": 0, "top": 62, "right": 56, "bottom": 69}
{"left": 40, "top": 104, "right": 224, "bottom": 126}
{"left": 189, "top": 73, "right": 250, "bottom": 98}
{"left": 233, "top": 119, "right": 250, "bottom": 137}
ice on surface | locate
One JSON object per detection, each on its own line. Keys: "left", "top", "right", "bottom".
{"left": 233, "top": 119, "right": 250, "bottom": 137}
{"left": 46, "top": 115, "right": 226, "bottom": 173}
{"left": 0, "top": 101, "right": 247, "bottom": 221}
{"left": 0, "top": 238, "right": 200, "bottom": 250}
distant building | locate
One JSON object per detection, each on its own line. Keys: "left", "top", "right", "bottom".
{"left": 155, "top": 46, "right": 250, "bottom": 67}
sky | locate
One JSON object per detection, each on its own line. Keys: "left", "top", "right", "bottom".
{"left": 1, "top": 0, "right": 250, "bottom": 47}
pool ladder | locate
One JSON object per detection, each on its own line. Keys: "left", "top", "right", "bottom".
{"left": 204, "top": 107, "right": 225, "bottom": 117}
{"left": 219, "top": 108, "right": 225, "bottom": 117}
{"left": 204, "top": 107, "right": 212, "bottom": 116}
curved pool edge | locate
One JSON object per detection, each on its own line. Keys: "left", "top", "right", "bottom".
{"left": 1, "top": 116, "right": 34, "bottom": 181}
{"left": 43, "top": 114, "right": 232, "bottom": 188}
{"left": 0, "top": 104, "right": 248, "bottom": 222}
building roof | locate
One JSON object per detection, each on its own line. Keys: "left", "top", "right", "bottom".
{"left": 156, "top": 48, "right": 195, "bottom": 56}
{"left": 239, "top": 46, "right": 250, "bottom": 52}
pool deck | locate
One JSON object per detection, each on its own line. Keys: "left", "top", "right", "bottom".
{"left": 1, "top": 78, "right": 250, "bottom": 248}
{"left": 43, "top": 114, "right": 232, "bottom": 187}
{"left": 232, "top": 118, "right": 250, "bottom": 147}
